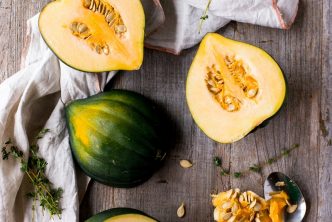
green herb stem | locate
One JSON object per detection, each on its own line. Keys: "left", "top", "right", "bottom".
{"left": 198, "top": 0, "right": 212, "bottom": 33}
{"left": 217, "top": 144, "right": 300, "bottom": 178}
{"left": 1, "top": 129, "right": 63, "bottom": 218}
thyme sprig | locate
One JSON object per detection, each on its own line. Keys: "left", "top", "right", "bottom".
{"left": 214, "top": 144, "right": 300, "bottom": 178}
{"left": 2, "top": 129, "right": 63, "bottom": 218}
{"left": 198, "top": 0, "right": 212, "bottom": 33}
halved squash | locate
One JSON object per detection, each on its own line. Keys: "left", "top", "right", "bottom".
{"left": 39, "top": 0, "right": 145, "bottom": 72}
{"left": 186, "top": 33, "right": 286, "bottom": 143}
{"left": 85, "top": 208, "right": 158, "bottom": 222}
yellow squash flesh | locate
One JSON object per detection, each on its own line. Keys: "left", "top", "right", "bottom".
{"left": 104, "top": 214, "right": 157, "bottom": 222}
{"left": 39, "top": 0, "right": 145, "bottom": 72}
{"left": 186, "top": 33, "right": 286, "bottom": 143}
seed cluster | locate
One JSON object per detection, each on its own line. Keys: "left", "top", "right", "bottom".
{"left": 70, "top": 21, "right": 110, "bottom": 55}
{"left": 83, "top": 0, "right": 127, "bottom": 35}
{"left": 205, "top": 56, "right": 259, "bottom": 112}
{"left": 205, "top": 64, "right": 241, "bottom": 112}
{"left": 70, "top": 22, "right": 91, "bottom": 39}
{"left": 212, "top": 189, "right": 293, "bottom": 222}
{"left": 225, "top": 56, "right": 259, "bottom": 99}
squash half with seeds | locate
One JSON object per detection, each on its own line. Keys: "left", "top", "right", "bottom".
{"left": 186, "top": 33, "right": 286, "bottom": 143}
{"left": 39, "top": 0, "right": 145, "bottom": 72}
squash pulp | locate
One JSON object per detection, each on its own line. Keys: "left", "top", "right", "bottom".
{"left": 186, "top": 33, "right": 286, "bottom": 143}
{"left": 39, "top": 0, "right": 145, "bottom": 72}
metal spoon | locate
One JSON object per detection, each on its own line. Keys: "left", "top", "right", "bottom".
{"left": 264, "top": 172, "right": 306, "bottom": 222}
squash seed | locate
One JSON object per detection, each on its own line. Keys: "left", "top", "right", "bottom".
{"left": 92, "top": 2, "right": 97, "bottom": 11}
{"left": 275, "top": 181, "right": 285, "bottom": 187}
{"left": 221, "top": 201, "right": 232, "bottom": 210}
{"left": 83, "top": 0, "right": 91, "bottom": 8}
{"left": 180, "top": 160, "right": 193, "bottom": 168}
{"left": 255, "top": 218, "right": 261, "bottom": 222}
{"left": 70, "top": 22, "right": 78, "bottom": 33}
{"left": 109, "top": 18, "right": 117, "bottom": 27}
{"left": 77, "top": 23, "right": 88, "bottom": 34}
{"left": 94, "top": 0, "right": 100, "bottom": 9}
{"left": 287, "top": 204, "right": 298, "bottom": 213}
{"left": 228, "top": 215, "right": 236, "bottom": 222}
{"left": 253, "top": 203, "right": 261, "bottom": 211}
{"left": 115, "top": 24, "right": 127, "bottom": 33}
{"left": 97, "top": 3, "right": 101, "bottom": 12}
{"left": 177, "top": 203, "right": 185, "bottom": 218}
{"left": 246, "top": 88, "right": 258, "bottom": 98}
{"left": 88, "top": 0, "right": 94, "bottom": 10}
{"left": 102, "top": 5, "right": 107, "bottom": 14}
{"left": 95, "top": 45, "right": 102, "bottom": 54}
{"left": 102, "top": 44, "right": 110, "bottom": 55}
{"left": 222, "top": 212, "right": 232, "bottom": 220}
{"left": 269, "top": 191, "right": 282, "bottom": 196}
{"left": 106, "top": 13, "right": 114, "bottom": 23}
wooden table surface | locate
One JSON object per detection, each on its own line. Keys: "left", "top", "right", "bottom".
{"left": 1, "top": 0, "right": 331, "bottom": 221}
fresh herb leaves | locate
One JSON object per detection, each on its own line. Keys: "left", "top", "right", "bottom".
{"left": 2, "top": 129, "right": 63, "bottom": 218}
{"left": 249, "top": 164, "right": 262, "bottom": 173}
{"left": 213, "top": 156, "right": 222, "bottom": 166}
{"left": 213, "top": 156, "right": 230, "bottom": 176}
{"left": 220, "top": 169, "right": 230, "bottom": 176}
{"left": 198, "top": 0, "right": 212, "bottom": 33}
{"left": 233, "top": 172, "right": 242, "bottom": 178}
{"left": 213, "top": 144, "right": 300, "bottom": 178}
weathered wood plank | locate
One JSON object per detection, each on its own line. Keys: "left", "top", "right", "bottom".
{"left": 80, "top": 0, "right": 331, "bottom": 221}
{"left": 318, "top": 0, "right": 332, "bottom": 220}
{"left": 0, "top": 0, "right": 331, "bottom": 221}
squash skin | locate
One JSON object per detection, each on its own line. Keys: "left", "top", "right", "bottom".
{"left": 85, "top": 208, "right": 158, "bottom": 222}
{"left": 66, "top": 90, "right": 167, "bottom": 187}
{"left": 186, "top": 33, "right": 287, "bottom": 143}
{"left": 38, "top": 0, "right": 145, "bottom": 72}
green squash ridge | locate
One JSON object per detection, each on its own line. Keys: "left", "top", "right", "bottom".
{"left": 70, "top": 129, "right": 153, "bottom": 168}
{"left": 89, "top": 92, "right": 160, "bottom": 125}
{"left": 82, "top": 100, "right": 160, "bottom": 144}
{"left": 71, "top": 140, "right": 153, "bottom": 181}
{"left": 75, "top": 151, "right": 153, "bottom": 186}
{"left": 71, "top": 140, "right": 153, "bottom": 171}
{"left": 68, "top": 110, "right": 157, "bottom": 161}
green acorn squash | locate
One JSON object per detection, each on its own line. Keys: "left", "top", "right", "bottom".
{"left": 85, "top": 208, "right": 158, "bottom": 222}
{"left": 39, "top": 0, "right": 145, "bottom": 72}
{"left": 66, "top": 90, "right": 167, "bottom": 187}
{"left": 186, "top": 33, "right": 286, "bottom": 143}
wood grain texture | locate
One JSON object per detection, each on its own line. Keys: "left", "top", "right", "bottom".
{"left": 0, "top": 0, "right": 331, "bottom": 221}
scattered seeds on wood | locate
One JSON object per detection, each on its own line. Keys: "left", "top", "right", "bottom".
{"left": 180, "top": 160, "right": 193, "bottom": 168}
{"left": 177, "top": 202, "right": 185, "bottom": 218}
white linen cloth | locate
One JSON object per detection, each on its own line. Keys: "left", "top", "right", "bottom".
{"left": 146, "top": 0, "right": 299, "bottom": 54}
{"left": 0, "top": 0, "right": 298, "bottom": 221}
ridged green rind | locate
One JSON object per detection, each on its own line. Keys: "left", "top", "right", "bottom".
{"left": 66, "top": 90, "right": 167, "bottom": 187}
{"left": 85, "top": 208, "right": 158, "bottom": 222}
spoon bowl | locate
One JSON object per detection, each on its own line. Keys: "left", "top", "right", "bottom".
{"left": 264, "top": 172, "right": 306, "bottom": 222}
